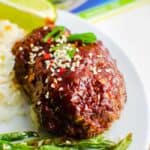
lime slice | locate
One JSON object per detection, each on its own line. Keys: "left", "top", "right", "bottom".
{"left": 0, "top": 0, "right": 56, "bottom": 31}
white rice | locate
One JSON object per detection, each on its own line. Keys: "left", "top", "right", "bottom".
{"left": 0, "top": 20, "right": 30, "bottom": 122}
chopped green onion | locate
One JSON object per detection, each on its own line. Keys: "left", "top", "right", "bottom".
{"left": 43, "top": 26, "right": 65, "bottom": 42}
{"left": 68, "top": 32, "right": 97, "bottom": 44}
{"left": 67, "top": 48, "right": 76, "bottom": 59}
{"left": 51, "top": 44, "right": 64, "bottom": 51}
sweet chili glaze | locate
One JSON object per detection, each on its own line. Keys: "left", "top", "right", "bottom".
{"left": 12, "top": 25, "right": 126, "bottom": 139}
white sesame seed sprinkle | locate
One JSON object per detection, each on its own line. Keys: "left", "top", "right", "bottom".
{"left": 38, "top": 52, "right": 42, "bottom": 56}
{"left": 45, "top": 60, "right": 51, "bottom": 69}
{"left": 97, "top": 54, "right": 103, "bottom": 58}
{"left": 51, "top": 73, "right": 55, "bottom": 77}
{"left": 91, "top": 66, "right": 97, "bottom": 75}
{"left": 58, "top": 87, "right": 64, "bottom": 91}
{"left": 51, "top": 83, "right": 55, "bottom": 88}
{"left": 43, "top": 26, "right": 48, "bottom": 30}
{"left": 98, "top": 69, "right": 102, "bottom": 73}
{"left": 19, "top": 46, "right": 23, "bottom": 51}
{"left": 30, "top": 43, "right": 34, "bottom": 48}
{"left": 37, "top": 101, "right": 42, "bottom": 105}
{"left": 24, "top": 75, "right": 28, "bottom": 79}
{"left": 88, "top": 53, "right": 93, "bottom": 58}
{"left": 32, "top": 46, "right": 40, "bottom": 52}
{"left": 57, "top": 77, "right": 62, "bottom": 81}
{"left": 70, "top": 66, "right": 75, "bottom": 71}
{"left": 45, "top": 78, "right": 49, "bottom": 83}
{"left": 45, "top": 91, "right": 49, "bottom": 99}
{"left": 53, "top": 78, "right": 58, "bottom": 84}
{"left": 28, "top": 52, "right": 37, "bottom": 64}
{"left": 50, "top": 67, "right": 55, "bottom": 72}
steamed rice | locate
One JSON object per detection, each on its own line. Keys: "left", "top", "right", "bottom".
{"left": 0, "top": 21, "right": 30, "bottom": 121}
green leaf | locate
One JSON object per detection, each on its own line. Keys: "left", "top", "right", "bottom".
{"left": 43, "top": 26, "right": 65, "bottom": 42}
{"left": 68, "top": 32, "right": 97, "bottom": 44}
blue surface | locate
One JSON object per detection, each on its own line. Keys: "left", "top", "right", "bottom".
{"left": 71, "top": 0, "right": 116, "bottom": 13}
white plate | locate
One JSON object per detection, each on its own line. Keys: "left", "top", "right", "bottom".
{"left": 0, "top": 11, "right": 149, "bottom": 150}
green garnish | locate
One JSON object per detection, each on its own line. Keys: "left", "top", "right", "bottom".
{"left": 43, "top": 26, "right": 65, "bottom": 42}
{"left": 0, "top": 131, "right": 132, "bottom": 150}
{"left": 67, "top": 48, "right": 76, "bottom": 59}
{"left": 51, "top": 44, "right": 76, "bottom": 59}
{"left": 68, "top": 32, "right": 97, "bottom": 44}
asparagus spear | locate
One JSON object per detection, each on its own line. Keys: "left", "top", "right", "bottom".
{"left": 112, "top": 133, "right": 132, "bottom": 150}
{"left": 0, "top": 131, "right": 39, "bottom": 141}
{"left": 0, "top": 131, "right": 132, "bottom": 150}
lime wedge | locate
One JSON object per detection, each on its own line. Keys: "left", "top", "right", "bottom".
{"left": 0, "top": 0, "right": 56, "bottom": 31}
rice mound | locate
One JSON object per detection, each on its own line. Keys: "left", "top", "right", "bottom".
{"left": 0, "top": 21, "right": 29, "bottom": 121}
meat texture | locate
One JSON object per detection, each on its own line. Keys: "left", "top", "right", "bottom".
{"left": 12, "top": 25, "right": 126, "bottom": 139}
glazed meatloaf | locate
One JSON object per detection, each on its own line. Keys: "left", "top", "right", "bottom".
{"left": 12, "top": 25, "right": 126, "bottom": 139}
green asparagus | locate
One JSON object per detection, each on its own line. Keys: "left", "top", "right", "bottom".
{"left": 0, "top": 131, "right": 132, "bottom": 150}
{"left": 0, "top": 131, "right": 39, "bottom": 141}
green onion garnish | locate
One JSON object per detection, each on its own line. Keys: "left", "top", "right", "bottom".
{"left": 43, "top": 26, "right": 65, "bottom": 42}
{"left": 68, "top": 32, "right": 97, "bottom": 44}
{"left": 67, "top": 48, "right": 76, "bottom": 59}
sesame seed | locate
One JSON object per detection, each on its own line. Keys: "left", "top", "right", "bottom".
{"left": 38, "top": 52, "right": 42, "bottom": 56}
{"left": 88, "top": 53, "right": 93, "bottom": 58}
{"left": 97, "top": 54, "right": 103, "bottom": 58}
{"left": 50, "top": 67, "right": 55, "bottom": 72}
{"left": 24, "top": 75, "right": 28, "bottom": 79}
{"left": 45, "top": 60, "right": 50, "bottom": 69}
{"left": 91, "top": 66, "right": 97, "bottom": 75}
{"left": 98, "top": 69, "right": 102, "bottom": 73}
{"left": 58, "top": 87, "right": 64, "bottom": 91}
{"left": 97, "top": 94, "right": 101, "bottom": 100}
{"left": 55, "top": 106, "right": 59, "bottom": 112}
{"left": 45, "top": 91, "right": 49, "bottom": 99}
{"left": 28, "top": 52, "right": 37, "bottom": 64}
{"left": 53, "top": 78, "right": 58, "bottom": 84}
{"left": 70, "top": 66, "right": 75, "bottom": 71}
{"left": 51, "top": 83, "right": 55, "bottom": 88}
{"left": 85, "top": 105, "right": 88, "bottom": 111}
{"left": 32, "top": 46, "right": 40, "bottom": 52}
{"left": 76, "top": 48, "right": 79, "bottom": 52}
{"left": 45, "top": 78, "right": 49, "bottom": 83}
{"left": 19, "top": 46, "right": 23, "bottom": 51}
{"left": 51, "top": 73, "right": 55, "bottom": 77}
{"left": 57, "top": 69, "right": 60, "bottom": 73}
{"left": 43, "top": 26, "right": 48, "bottom": 30}
{"left": 74, "top": 55, "right": 81, "bottom": 60}
{"left": 30, "top": 43, "right": 34, "bottom": 48}
{"left": 57, "top": 77, "right": 62, "bottom": 81}
{"left": 37, "top": 101, "right": 42, "bottom": 105}
{"left": 105, "top": 68, "right": 113, "bottom": 73}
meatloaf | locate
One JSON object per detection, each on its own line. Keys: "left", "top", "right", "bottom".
{"left": 12, "top": 25, "right": 126, "bottom": 139}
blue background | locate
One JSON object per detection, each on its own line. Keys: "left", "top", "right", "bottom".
{"left": 71, "top": 0, "right": 116, "bottom": 13}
